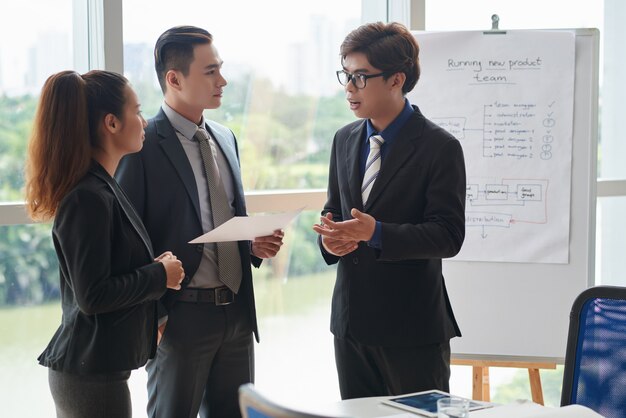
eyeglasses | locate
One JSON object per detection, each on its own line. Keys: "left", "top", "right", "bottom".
{"left": 336, "top": 70, "right": 389, "bottom": 89}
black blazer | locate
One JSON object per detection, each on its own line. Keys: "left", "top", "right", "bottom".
{"left": 116, "top": 109, "right": 261, "bottom": 340}
{"left": 321, "top": 106, "right": 465, "bottom": 347}
{"left": 38, "top": 162, "right": 167, "bottom": 374}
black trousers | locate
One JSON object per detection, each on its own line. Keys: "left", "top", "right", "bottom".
{"left": 146, "top": 295, "right": 254, "bottom": 418}
{"left": 334, "top": 334, "right": 451, "bottom": 400}
{"left": 48, "top": 368, "right": 132, "bottom": 418}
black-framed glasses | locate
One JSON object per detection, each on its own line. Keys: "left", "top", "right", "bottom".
{"left": 336, "top": 70, "right": 389, "bottom": 89}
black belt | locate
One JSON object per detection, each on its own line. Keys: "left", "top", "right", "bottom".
{"left": 178, "top": 287, "right": 235, "bottom": 305}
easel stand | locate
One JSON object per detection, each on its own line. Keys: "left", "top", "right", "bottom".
{"left": 451, "top": 359, "right": 557, "bottom": 405}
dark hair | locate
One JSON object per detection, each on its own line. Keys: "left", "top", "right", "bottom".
{"left": 82, "top": 70, "right": 129, "bottom": 146}
{"left": 154, "top": 25, "right": 213, "bottom": 93}
{"left": 340, "top": 22, "right": 420, "bottom": 94}
{"left": 25, "top": 70, "right": 129, "bottom": 220}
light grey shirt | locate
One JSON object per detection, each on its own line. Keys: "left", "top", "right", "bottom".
{"left": 162, "top": 102, "right": 241, "bottom": 288}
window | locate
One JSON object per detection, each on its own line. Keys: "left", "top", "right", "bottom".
{"left": 123, "top": 0, "right": 360, "bottom": 192}
{"left": 0, "top": 2, "right": 76, "bottom": 415}
{"left": 594, "top": 1, "right": 626, "bottom": 286}
{"left": 0, "top": 1, "right": 75, "bottom": 202}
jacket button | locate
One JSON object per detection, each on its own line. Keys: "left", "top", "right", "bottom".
{"left": 196, "top": 245, "right": 203, "bottom": 253}
{"left": 352, "top": 257, "right": 359, "bottom": 264}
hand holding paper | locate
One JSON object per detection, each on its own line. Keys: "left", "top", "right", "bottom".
{"left": 251, "top": 230, "right": 284, "bottom": 259}
{"left": 189, "top": 208, "right": 303, "bottom": 244}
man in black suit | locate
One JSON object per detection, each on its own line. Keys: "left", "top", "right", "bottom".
{"left": 313, "top": 22, "right": 466, "bottom": 400}
{"left": 116, "top": 26, "right": 283, "bottom": 418}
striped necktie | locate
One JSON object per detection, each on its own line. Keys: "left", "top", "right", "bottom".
{"left": 361, "top": 134, "right": 385, "bottom": 205}
{"left": 195, "top": 127, "right": 242, "bottom": 293}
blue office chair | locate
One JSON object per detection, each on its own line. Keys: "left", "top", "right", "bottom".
{"left": 561, "top": 285, "right": 626, "bottom": 418}
{"left": 239, "top": 384, "right": 347, "bottom": 418}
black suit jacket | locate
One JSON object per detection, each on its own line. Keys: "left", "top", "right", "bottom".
{"left": 321, "top": 106, "right": 465, "bottom": 347}
{"left": 116, "top": 109, "right": 261, "bottom": 340}
{"left": 38, "top": 162, "right": 167, "bottom": 374}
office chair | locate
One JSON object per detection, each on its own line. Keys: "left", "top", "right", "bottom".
{"left": 561, "top": 285, "right": 626, "bottom": 418}
{"left": 239, "top": 384, "right": 347, "bottom": 418}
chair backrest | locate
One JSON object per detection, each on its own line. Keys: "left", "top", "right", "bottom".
{"left": 239, "top": 384, "right": 346, "bottom": 418}
{"left": 561, "top": 285, "right": 626, "bottom": 418}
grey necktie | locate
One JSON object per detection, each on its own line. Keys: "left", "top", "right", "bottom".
{"left": 361, "top": 134, "right": 385, "bottom": 205}
{"left": 195, "top": 127, "right": 242, "bottom": 293}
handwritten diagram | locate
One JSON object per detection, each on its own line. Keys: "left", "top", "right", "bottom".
{"left": 410, "top": 31, "right": 575, "bottom": 263}
{"left": 465, "top": 178, "right": 549, "bottom": 237}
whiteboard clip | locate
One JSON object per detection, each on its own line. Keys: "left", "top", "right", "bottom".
{"left": 491, "top": 14, "right": 500, "bottom": 30}
{"left": 484, "top": 14, "right": 507, "bottom": 34}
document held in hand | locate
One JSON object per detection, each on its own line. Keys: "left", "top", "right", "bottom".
{"left": 189, "top": 208, "right": 304, "bottom": 243}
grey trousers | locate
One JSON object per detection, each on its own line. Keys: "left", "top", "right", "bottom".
{"left": 146, "top": 297, "right": 254, "bottom": 418}
{"left": 48, "top": 368, "right": 132, "bottom": 418}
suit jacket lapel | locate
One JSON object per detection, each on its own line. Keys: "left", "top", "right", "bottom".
{"left": 363, "top": 112, "right": 421, "bottom": 211}
{"left": 154, "top": 110, "right": 203, "bottom": 224}
{"left": 90, "top": 163, "right": 156, "bottom": 259}
{"left": 346, "top": 122, "right": 366, "bottom": 212}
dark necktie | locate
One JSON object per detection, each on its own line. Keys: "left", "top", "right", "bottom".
{"left": 195, "top": 127, "right": 242, "bottom": 293}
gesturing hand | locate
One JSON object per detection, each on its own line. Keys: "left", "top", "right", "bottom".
{"left": 312, "top": 212, "right": 358, "bottom": 256}
{"left": 313, "top": 209, "right": 376, "bottom": 243}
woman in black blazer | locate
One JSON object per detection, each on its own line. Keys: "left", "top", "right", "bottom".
{"left": 24, "top": 70, "right": 185, "bottom": 418}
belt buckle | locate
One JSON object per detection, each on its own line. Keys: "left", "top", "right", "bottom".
{"left": 214, "top": 287, "right": 234, "bottom": 306}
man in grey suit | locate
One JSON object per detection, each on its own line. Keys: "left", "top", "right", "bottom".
{"left": 116, "top": 26, "right": 284, "bottom": 418}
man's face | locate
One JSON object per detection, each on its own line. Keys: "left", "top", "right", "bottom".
{"left": 177, "top": 43, "right": 227, "bottom": 111}
{"left": 341, "top": 52, "right": 394, "bottom": 121}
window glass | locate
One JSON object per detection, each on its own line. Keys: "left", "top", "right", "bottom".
{"left": 595, "top": 2, "right": 626, "bottom": 292}
{"left": 0, "top": 2, "right": 75, "bottom": 416}
{"left": 596, "top": 196, "right": 626, "bottom": 286}
{"left": 0, "top": 1, "right": 74, "bottom": 203}
{"left": 123, "top": 0, "right": 360, "bottom": 192}
{"left": 0, "top": 223, "right": 59, "bottom": 416}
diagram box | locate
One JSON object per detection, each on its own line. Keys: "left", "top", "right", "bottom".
{"left": 485, "top": 184, "right": 509, "bottom": 200}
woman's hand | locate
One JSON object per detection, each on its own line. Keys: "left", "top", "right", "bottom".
{"left": 158, "top": 253, "right": 184, "bottom": 290}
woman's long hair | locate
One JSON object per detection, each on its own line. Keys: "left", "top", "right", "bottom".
{"left": 24, "top": 70, "right": 128, "bottom": 221}
{"left": 25, "top": 71, "right": 90, "bottom": 221}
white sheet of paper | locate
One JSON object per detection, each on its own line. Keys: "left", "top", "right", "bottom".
{"left": 189, "top": 208, "right": 303, "bottom": 243}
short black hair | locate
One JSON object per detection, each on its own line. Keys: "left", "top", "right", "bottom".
{"left": 154, "top": 26, "right": 213, "bottom": 93}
